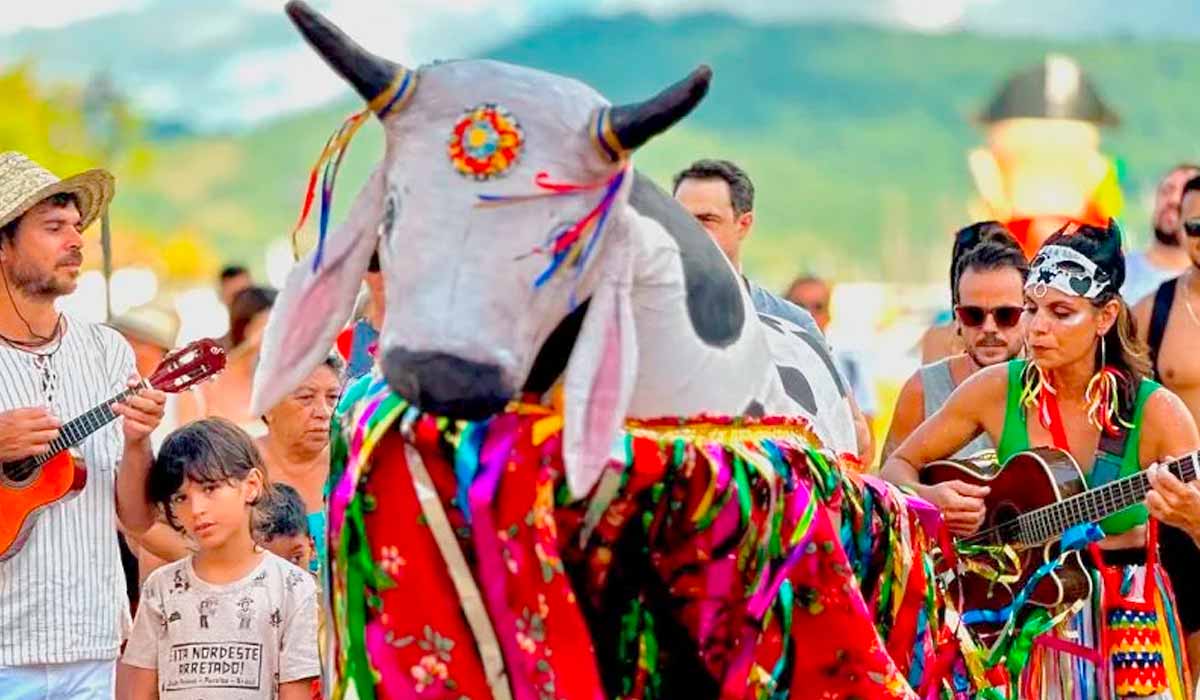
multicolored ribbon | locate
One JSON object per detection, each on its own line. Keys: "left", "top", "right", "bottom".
{"left": 478, "top": 166, "right": 628, "bottom": 302}
{"left": 1085, "top": 365, "right": 1135, "bottom": 436}
{"left": 290, "top": 68, "right": 415, "bottom": 270}
{"left": 1024, "top": 361, "right": 1134, "bottom": 442}
{"left": 290, "top": 108, "right": 371, "bottom": 271}
{"left": 960, "top": 523, "right": 1104, "bottom": 699}
{"left": 1021, "top": 362, "right": 1074, "bottom": 449}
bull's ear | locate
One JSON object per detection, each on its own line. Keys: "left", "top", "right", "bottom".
{"left": 251, "top": 165, "right": 385, "bottom": 415}
{"left": 561, "top": 234, "right": 638, "bottom": 499}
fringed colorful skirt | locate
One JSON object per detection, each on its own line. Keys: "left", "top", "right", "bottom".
{"left": 323, "top": 375, "right": 978, "bottom": 699}
{"left": 1019, "top": 533, "right": 1191, "bottom": 700}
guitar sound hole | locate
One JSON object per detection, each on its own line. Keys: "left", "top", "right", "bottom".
{"left": 991, "top": 501, "right": 1021, "bottom": 542}
{"left": 1, "top": 459, "right": 38, "bottom": 487}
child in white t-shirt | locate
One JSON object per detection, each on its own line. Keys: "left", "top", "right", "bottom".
{"left": 122, "top": 418, "right": 320, "bottom": 699}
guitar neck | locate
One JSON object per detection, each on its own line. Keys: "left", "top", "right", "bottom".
{"left": 1018, "top": 452, "right": 1200, "bottom": 543}
{"left": 32, "top": 380, "right": 148, "bottom": 467}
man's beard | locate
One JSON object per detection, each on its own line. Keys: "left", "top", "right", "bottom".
{"left": 965, "top": 334, "right": 1018, "bottom": 367}
{"left": 4, "top": 255, "right": 79, "bottom": 300}
{"left": 1154, "top": 226, "right": 1181, "bottom": 247}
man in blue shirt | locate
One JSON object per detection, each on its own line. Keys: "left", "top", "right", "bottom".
{"left": 672, "top": 159, "right": 873, "bottom": 462}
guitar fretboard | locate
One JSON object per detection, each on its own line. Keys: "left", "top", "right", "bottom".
{"left": 1016, "top": 453, "right": 1200, "bottom": 544}
{"left": 29, "top": 380, "right": 148, "bottom": 468}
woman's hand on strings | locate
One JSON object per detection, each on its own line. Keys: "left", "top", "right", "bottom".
{"left": 920, "top": 479, "right": 989, "bottom": 536}
{"left": 1146, "top": 462, "right": 1200, "bottom": 543}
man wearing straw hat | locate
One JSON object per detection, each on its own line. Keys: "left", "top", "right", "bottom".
{"left": 0, "top": 152, "right": 166, "bottom": 697}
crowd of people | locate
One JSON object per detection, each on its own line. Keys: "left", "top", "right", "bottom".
{"left": 5, "top": 140, "right": 1200, "bottom": 700}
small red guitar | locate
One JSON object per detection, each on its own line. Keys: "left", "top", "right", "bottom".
{"left": 0, "top": 338, "right": 227, "bottom": 561}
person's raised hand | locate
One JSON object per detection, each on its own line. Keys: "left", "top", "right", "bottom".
{"left": 112, "top": 375, "right": 166, "bottom": 447}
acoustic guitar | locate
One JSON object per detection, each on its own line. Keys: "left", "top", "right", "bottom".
{"left": 0, "top": 338, "right": 226, "bottom": 561}
{"left": 922, "top": 447, "right": 1198, "bottom": 616}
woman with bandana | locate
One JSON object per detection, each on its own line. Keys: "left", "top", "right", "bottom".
{"left": 883, "top": 221, "right": 1198, "bottom": 699}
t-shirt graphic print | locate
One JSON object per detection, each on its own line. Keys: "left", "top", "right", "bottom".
{"left": 123, "top": 551, "right": 319, "bottom": 698}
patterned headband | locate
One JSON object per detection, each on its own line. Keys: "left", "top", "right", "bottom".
{"left": 1026, "top": 245, "right": 1112, "bottom": 300}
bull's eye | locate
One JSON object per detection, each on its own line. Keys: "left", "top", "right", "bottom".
{"left": 382, "top": 195, "right": 398, "bottom": 237}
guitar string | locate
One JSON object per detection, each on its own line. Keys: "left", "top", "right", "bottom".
{"left": 1011, "top": 456, "right": 1196, "bottom": 544}
{"left": 965, "top": 454, "right": 1199, "bottom": 547}
{"left": 19, "top": 382, "right": 145, "bottom": 475}
{"left": 3, "top": 385, "right": 141, "bottom": 483}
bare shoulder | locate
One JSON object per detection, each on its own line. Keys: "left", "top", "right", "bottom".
{"left": 1132, "top": 293, "right": 1154, "bottom": 341}
{"left": 1141, "top": 385, "right": 1200, "bottom": 458}
{"left": 956, "top": 361, "right": 1010, "bottom": 397}
{"left": 883, "top": 369, "right": 926, "bottom": 447}
{"left": 1143, "top": 385, "right": 1193, "bottom": 425}
{"left": 895, "top": 368, "right": 925, "bottom": 406}
{"left": 919, "top": 324, "right": 958, "bottom": 363}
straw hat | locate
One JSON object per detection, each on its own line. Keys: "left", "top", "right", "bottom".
{"left": 108, "top": 304, "right": 180, "bottom": 351}
{"left": 0, "top": 151, "right": 115, "bottom": 231}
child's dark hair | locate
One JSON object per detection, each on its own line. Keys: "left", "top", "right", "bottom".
{"left": 149, "top": 417, "right": 270, "bottom": 530}
{"left": 255, "top": 483, "right": 308, "bottom": 542}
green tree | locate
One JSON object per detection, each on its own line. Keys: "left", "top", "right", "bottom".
{"left": 0, "top": 63, "right": 149, "bottom": 179}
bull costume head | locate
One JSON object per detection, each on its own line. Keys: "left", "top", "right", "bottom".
{"left": 253, "top": 1, "right": 856, "bottom": 497}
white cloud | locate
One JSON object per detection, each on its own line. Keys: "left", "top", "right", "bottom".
{"left": 312, "top": 0, "right": 528, "bottom": 63}
{"left": 217, "top": 45, "right": 352, "bottom": 122}
{"left": 0, "top": 0, "right": 150, "bottom": 34}
{"left": 890, "top": 0, "right": 965, "bottom": 32}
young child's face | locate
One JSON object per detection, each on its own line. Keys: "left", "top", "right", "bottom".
{"left": 263, "top": 533, "right": 314, "bottom": 571}
{"left": 168, "top": 472, "right": 263, "bottom": 549}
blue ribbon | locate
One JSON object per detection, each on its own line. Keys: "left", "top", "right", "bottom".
{"left": 907, "top": 606, "right": 930, "bottom": 688}
{"left": 453, "top": 421, "right": 487, "bottom": 523}
{"left": 961, "top": 522, "right": 1104, "bottom": 627}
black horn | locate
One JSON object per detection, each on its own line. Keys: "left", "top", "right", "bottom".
{"left": 599, "top": 66, "right": 712, "bottom": 157}
{"left": 285, "top": 0, "right": 403, "bottom": 110}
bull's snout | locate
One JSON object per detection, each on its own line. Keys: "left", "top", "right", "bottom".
{"left": 382, "top": 348, "right": 511, "bottom": 420}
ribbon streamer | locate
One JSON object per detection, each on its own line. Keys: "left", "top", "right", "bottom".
{"left": 290, "top": 108, "right": 374, "bottom": 270}
{"left": 479, "top": 167, "right": 629, "bottom": 302}
{"left": 1085, "top": 365, "right": 1135, "bottom": 436}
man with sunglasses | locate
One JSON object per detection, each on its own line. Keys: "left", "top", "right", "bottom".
{"left": 883, "top": 224, "right": 1028, "bottom": 462}
{"left": 1123, "top": 164, "right": 1200, "bottom": 305}
{"left": 1133, "top": 173, "right": 1200, "bottom": 682}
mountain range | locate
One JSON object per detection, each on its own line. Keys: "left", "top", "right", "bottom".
{"left": 8, "top": 8, "right": 1200, "bottom": 286}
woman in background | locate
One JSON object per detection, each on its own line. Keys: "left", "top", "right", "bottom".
{"left": 256, "top": 354, "right": 343, "bottom": 572}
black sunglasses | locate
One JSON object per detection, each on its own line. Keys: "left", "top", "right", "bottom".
{"left": 955, "top": 305, "right": 1023, "bottom": 329}
{"left": 1184, "top": 219, "right": 1200, "bottom": 238}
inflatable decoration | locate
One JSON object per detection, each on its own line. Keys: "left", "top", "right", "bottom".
{"left": 253, "top": 3, "right": 980, "bottom": 698}
{"left": 968, "top": 54, "right": 1124, "bottom": 257}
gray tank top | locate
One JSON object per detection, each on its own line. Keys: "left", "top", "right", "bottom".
{"left": 919, "top": 357, "right": 994, "bottom": 459}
